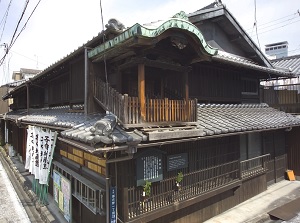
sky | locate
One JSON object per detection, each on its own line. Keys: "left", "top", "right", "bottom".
{"left": 0, "top": 0, "right": 299, "bottom": 85}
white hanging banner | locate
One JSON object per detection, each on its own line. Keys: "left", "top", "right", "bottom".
{"left": 25, "top": 126, "right": 57, "bottom": 185}
{"left": 25, "top": 126, "right": 33, "bottom": 170}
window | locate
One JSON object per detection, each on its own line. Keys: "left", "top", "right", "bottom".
{"left": 241, "top": 78, "right": 258, "bottom": 95}
{"left": 240, "top": 132, "right": 262, "bottom": 160}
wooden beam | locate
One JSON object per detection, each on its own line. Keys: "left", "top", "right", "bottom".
{"left": 184, "top": 72, "right": 189, "bottom": 121}
{"left": 138, "top": 64, "right": 146, "bottom": 121}
{"left": 119, "top": 57, "right": 191, "bottom": 73}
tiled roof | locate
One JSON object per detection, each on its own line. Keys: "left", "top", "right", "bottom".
{"left": 197, "top": 103, "right": 300, "bottom": 136}
{"left": 4, "top": 104, "right": 300, "bottom": 147}
{"left": 271, "top": 54, "right": 300, "bottom": 76}
{"left": 213, "top": 51, "right": 294, "bottom": 77}
{"left": 4, "top": 106, "right": 146, "bottom": 146}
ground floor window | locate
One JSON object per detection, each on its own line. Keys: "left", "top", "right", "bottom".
{"left": 240, "top": 132, "right": 262, "bottom": 161}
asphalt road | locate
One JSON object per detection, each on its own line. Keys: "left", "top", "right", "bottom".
{"left": 0, "top": 155, "right": 43, "bottom": 223}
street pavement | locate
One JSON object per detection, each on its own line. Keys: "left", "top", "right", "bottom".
{"left": 204, "top": 180, "right": 300, "bottom": 223}
{"left": 0, "top": 159, "right": 31, "bottom": 223}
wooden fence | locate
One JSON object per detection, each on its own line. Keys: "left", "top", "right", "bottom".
{"left": 94, "top": 77, "right": 198, "bottom": 126}
{"left": 260, "top": 84, "right": 300, "bottom": 113}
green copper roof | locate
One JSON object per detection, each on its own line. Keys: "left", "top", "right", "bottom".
{"left": 88, "top": 15, "right": 218, "bottom": 59}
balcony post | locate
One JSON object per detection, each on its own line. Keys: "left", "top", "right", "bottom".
{"left": 184, "top": 71, "right": 189, "bottom": 121}
{"left": 138, "top": 64, "right": 146, "bottom": 121}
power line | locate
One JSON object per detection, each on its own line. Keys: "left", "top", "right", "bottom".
{"left": 0, "top": 0, "right": 29, "bottom": 66}
{"left": 253, "top": 15, "right": 299, "bottom": 32}
{"left": 249, "top": 18, "right": 300, "bottom": 36}
{"left": 0, "top": 0, "right": 13, "bottom": 42}
{"left": 10, "top": 0, "right": 42, "bottom": 47}
{"left": 0, "top": 0, "right": 42, "bottom": 67}
{"left": 245, "top": 11, "right": 298, "bottom": 31}
{"left": 254, "top": 0, "right": 260, "bottom": 48}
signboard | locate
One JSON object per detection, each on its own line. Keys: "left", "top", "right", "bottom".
{"left": 53, "top": 170, "right": 72, "bottom": 222}
{"left": 167, "top": 153, "right": 188, "bottom": 171}
{"left": 136, "top": 150, "right": 163, "bottom": 186}
{"left": 25, "top": 126, "right": 57, "bottom": 185}
{"left": 110, "top": 187, "right": 117, "bottom": 223}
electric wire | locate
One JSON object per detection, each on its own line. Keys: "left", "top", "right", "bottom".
{"left": 0, "top": 0, "right": 30, "bottom": 66}
{"left": 99, "top": 0, "right": 108, "bottom": 85}
{"left": 0, "top": 0, "right": 13, "bottom": 42}
{"left": 251, "top": 18, "right": 300, "bottom": 36}
{"left": 10, "top": 0, "right": 42, "bottom": 48}
{"left": 245, "top": 11, "right": 298, "bottom": 31}
{"left": 0, "top": 0, "right": 42, "bottom": 68}
{"left": 99, "top": 0, "right": 110, "bottom": 115}
{"left": 254, "top": 0, "right": 261, "bottom": 48}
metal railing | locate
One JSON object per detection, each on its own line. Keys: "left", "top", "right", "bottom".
{"left": 127, "top": 160, "right": 240, "bottom": 219}
{"left": 240, "top": 154, "right": 270, "bottom": 179}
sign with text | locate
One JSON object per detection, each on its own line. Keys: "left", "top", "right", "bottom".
{"left": 136, "top": 150, "right": 163, "bottom": 186}
{"left": 110, "top": 187, "right": 117, "bottom": 223}
{"left": 167, "top": 153, "right": 188, "bottom": 171}
{"left": 53, "top": 170, "right": 72, "bottom": 222}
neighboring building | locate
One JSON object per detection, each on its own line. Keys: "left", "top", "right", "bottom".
{"left": 12, "top": 68, "right": 41, "bottom": 81}
{"left": 2, "top": 3, "right": 300, "bottom": 223}
{"left": 260, "top": 54, "right": 300, "bottom": 114}
{"left": 265, "top": 41, "right": 289, "bottom": 59}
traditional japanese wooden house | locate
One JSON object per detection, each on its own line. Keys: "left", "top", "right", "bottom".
{"left": 2, "top": 3, "right": 300, "bottom": 223}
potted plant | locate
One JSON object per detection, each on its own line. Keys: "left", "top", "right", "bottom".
{"left": 174, "top": 171, "right": 183, "bottom": 191}
{"left": 142, "top": 180, "right": 152, "bottom": 200}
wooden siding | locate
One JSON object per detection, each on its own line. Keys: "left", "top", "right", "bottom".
{"left": 287, "top": 126, "right": 300, "bottom": 177}
{"left": 48, "top": 74, "right": 70, "bottom": 106}
{"left": 260, "top": 84, "right": 300, "bottom": 113}
{"left": 70, "top": 58, "right": 85, "bottom": 103}
{"left": 190, "top": 64, "right": 241, "bottom": 103}
{"left": 263, "top": 130, "right": 287, "bottom": 185}
{"left": 190, "top": 64, "right": 261, "bottom": 103}
{"left": 29, "top": 86, "right": 44, "bottom": 108}
{"left": 115, "top": 136, "right": 241, "bottom": 222}
{"left": 58, "top": 141, "right": 106, "bottom": 176}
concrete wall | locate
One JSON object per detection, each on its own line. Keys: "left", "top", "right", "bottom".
{"left": 0, "top": 87, "right": 9, "bottom": 114}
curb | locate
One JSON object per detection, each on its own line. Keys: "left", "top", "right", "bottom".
{"left": 0, "top": 147, "right": 55, "bottom": 223}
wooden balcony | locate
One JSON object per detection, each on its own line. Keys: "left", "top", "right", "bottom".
{"left": 94, "top": 77, "right": 198, "bottom": 128}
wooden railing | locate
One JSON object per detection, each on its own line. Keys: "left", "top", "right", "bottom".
{"left": 240, "top": 154, "right": 270, "bottom": 179}
{"left": 127, "top": 160, "right": 240, "bottom": 219}
{"left": 94, "top": 77, "right": 198, "bottom": 126}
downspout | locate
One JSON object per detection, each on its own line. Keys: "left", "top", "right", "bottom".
{"left": 106, "top": 162, "right": 110, "bottom": 223}
{"left": 26, "top": 83, "right": 30, "bottom": 114}
{"left": 4, "top": 120, "right": 7, "bottom": 144}
{"left": 84, "top": 47, "right": 89, "bottom": 116}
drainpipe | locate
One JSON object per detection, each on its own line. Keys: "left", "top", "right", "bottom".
{"left": 4, "top": 120, "right": 7, "bottom": 144}
{"left": 26, "top": 83, "right": 30, "bottom": 114}
{"left": 106, "top": 162, "right": 110, "bottom": 223}
{"left": 84, "top": 47, "right": 89, "bottom": 116}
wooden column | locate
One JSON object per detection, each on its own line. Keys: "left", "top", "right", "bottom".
{"left": 184, "top": 72, "right": 189, "bottom": 121}
{"left": 138, "top": 64, "right": 146, "bottom": 121}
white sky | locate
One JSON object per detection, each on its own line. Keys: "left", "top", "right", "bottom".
{"left": 0, "top": 0, "right": 299, "bottom": 85}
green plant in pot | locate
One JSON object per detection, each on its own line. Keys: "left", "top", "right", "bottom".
{"left": 174, "top": 172, "right": 183, "bottom": 191}
{"left": 142, "top": 180, "right": 152, "bottom": 199}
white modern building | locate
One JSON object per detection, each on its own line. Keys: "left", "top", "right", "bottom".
{"left": 265, "top": 41, "right": 288, "bottom": 59}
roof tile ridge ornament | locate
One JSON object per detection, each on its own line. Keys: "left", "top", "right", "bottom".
{"left": 172, "top": 11, "right": 189, "bottom": 21}
{"left": 88, "top": 14, "right": 218, "bottom": 59}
